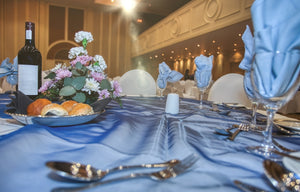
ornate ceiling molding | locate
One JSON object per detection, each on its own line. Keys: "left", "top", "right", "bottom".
{"left": 132, "top": 0, "right": 253, "bottom": 57}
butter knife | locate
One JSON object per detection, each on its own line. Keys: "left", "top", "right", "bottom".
{"left": 234, "top": 180, "right": 269, "bottom": 192}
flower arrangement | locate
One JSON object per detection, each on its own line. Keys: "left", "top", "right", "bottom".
{"left": 39, "top": 31, "right": 122, "bottom": 106}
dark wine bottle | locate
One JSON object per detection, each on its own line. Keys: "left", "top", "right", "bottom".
{"left": 17, "top": 21, "right": 42, "bottom": 99}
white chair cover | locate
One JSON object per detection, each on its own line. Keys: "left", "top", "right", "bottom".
{"left": 207, "top": 73, "right": 251, "bottom": 107}
{"left": 119, "top": 69, "right": 156, "bottom": 96}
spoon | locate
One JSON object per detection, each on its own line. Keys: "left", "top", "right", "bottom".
{"left": 263, "top": 159, "right": 300, "bottom": 192}
{"left": 46, "top": 159, "right": 180, "bottom": 182}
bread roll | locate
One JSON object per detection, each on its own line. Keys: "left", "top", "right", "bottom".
{"left": 41, "top": 103, "right": 68, "bottom": 116}
{"left": 69, "top": 103, "right": 94, "bottom": 116}
{"left": 27, "top": 98, "right": 52, "bottom": 116}
{"left": 61, "top": 100, "right": 78, "bottom": 113}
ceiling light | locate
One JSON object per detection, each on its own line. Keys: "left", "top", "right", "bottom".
{"left": 137, "top": 18, "right": 143, "bottom": 23}
{"left": 120, "top": 0, "right": 137, "bottom": 12}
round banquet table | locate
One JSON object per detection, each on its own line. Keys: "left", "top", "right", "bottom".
{"left": 0, "top": 94, "right": 299, "bottom": 192}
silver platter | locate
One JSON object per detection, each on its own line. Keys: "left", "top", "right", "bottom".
{"left": 5, "top": 108, "right": 105, "bottom": 127}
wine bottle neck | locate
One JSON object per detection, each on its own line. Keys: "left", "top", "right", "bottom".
{"left": 24, "top": 22, "right": 35, "bottom": 46}
{"left": 25, "top": 39, "right": 35, "bottom": 46}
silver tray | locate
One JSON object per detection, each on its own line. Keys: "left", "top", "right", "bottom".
{"left": 5, "top": 108, "right": 105, "bottom": 127}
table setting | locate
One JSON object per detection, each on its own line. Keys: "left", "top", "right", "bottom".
{"left": 1, "top": 0, "right": 300, "bottom": 191}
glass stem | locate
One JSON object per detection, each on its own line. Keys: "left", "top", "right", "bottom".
{"left": 199, "top": 91, "right": 204, "bottom": 109}
{"left": 263, "top": 108, "right": 275, "bottom": 151}
{"left": 250, "top": 102, "right": 258, "bottom": 129}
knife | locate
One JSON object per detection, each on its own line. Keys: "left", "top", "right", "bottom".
{"left": 234, "top": 180, "right": 270, "bottom": 192}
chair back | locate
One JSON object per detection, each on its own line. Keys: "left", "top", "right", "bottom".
{"left": 207, "top": 73, "right": 251, "bottom": 107}
{"left": 119, "top": 69, "right": 156, "bottom": 96}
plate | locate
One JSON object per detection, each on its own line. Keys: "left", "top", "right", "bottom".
{"left": 275, "top": 120, "right": 300, "bottom": 132}
{"left": 283, "top": 152, "right": 300, "bottom": 175}
{"left": 5, "top": 108, "right": 105, "bottom": 127}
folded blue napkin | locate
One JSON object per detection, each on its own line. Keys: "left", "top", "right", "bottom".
{"left": 239, "top": 25, "right": 255, "bottom": 99}
{"left": 251, "top": 0, "right": 300, "bottom": 97}
{"left": 157, "top": 62, "right": 183, "bottom": 89}
{"left": 0, "top": 56, "right": 18, "bottom": 85}
{"left": 194, "top": 55, "right": 213, "bottom": 88}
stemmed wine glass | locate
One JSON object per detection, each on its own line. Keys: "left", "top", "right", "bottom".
{"left": 156, "top": 80, "right": 166, "bottom": 100}
{"left": 195, "top": 76, "right": 212, "bottom": 109}
{"left": 248, "top": 52, "right": 300, "bottom": 160}
{"left": 243, "top": 72, "right": 259, "bottom": 130}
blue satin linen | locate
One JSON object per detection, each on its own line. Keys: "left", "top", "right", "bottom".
{"left": 0, "top": 56, "right": 18, "bottom": 85}
{"left": 157, "top": 62, "right": 183, "bottom": 89}
{"left": 1, "top": 94, "right": 300, "bottom": 191}
{"left": 251, "top": 0, "right": 300, "bottom": 98}
{"left": 194, "top": 55, "right": 213, "bottom": 88}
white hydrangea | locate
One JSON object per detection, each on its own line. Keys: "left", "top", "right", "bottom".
{"left": 93, "top": 55, "right": 107, "bottom": 72}
{"left": 82, "top": 78, "right": 100, "bottom": 94}
{"left": 68, "top": 47, "right": 88, "bottom": 59}
{"left": 51, "top": 63, "right": 67, "bottom": 72}
{"left": 74, "top": 31, "right": 94, "bottom": 43}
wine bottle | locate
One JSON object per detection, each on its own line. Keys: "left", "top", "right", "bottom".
{"left": 17, "top": 21, "right": 42, "bottom": 99}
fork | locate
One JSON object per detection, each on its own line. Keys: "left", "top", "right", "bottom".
{"left": 52, "top": 154, "right": 199, "bottom": 192}
{"left": 228, "top": 123, "right": 249, "bottom": 141}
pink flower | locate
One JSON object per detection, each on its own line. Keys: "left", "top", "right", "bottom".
{"left": 98, "top": 89, "right": 110, "bottom": 99}
{"left": 91, "top": 71, "right": 105, "bottom": 82}
{"left": 112, "top": 81, "right": 122, "bottom": 97}
{"left": 70, "top": 55, "right": 93, "bottom": 66}
{"left": 39, "top": 80, "right": 53, "bottom": 93}
{"left": 55, "top": 69, "right": 72, "bottom": 80}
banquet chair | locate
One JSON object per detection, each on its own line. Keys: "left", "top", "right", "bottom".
{"left": 119, "top": 69, "right": 156, "bottom": 96}
{"left": 207, "top": 73, "right": 251, "bottom": 107}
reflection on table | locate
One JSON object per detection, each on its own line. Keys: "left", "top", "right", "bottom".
{"left": 0, "top": 94, "right": 299, "bottom": 192}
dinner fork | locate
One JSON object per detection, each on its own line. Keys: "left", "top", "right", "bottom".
{"left": 228, "top": 123, "right": 249, "bottom": 141}
{"left": 52, "top": 154, "right": 199, "bottom": 192}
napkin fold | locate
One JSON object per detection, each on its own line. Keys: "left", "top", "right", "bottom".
{"left": 239, "top": 25, "right": 255, "bottom": 99}
{"left": 157, "top": 62, "right": 183, "bottom": 89}
{"left": 194, "top": 55, "right": 213, "bottom": 88}
{"left": 0, "top": 56, "right": 18, "bottom": 86}
{"left": 251, "top": 0, "right": 300, "bottom": 97}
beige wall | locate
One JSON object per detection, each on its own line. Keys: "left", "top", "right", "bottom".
{"left": 0, "top": 0, "right": 132, "bottom": 78}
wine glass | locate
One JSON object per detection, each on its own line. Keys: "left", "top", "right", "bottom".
{"left": 248, "top": 52, "right": 300, "bottom": 160}
{"left": 243, "top": 72, "right": 259, "bottom": 130}
{"left": 156, "top": 80, "right": 166, "bottom": 100}
{"left": 195, "top": 76, "right": 212, "bottom": 109}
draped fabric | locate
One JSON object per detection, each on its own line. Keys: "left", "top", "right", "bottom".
{"left": 0, "top": 93, "right": 299, "bottom": 191}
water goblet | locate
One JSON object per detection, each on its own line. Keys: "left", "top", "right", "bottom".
{"left": 156, "top": 81, "right": 166, "bottom": 100}
{"left": 248, "top": 52, "right": 300, "bottom": 160}
{"left": 195, "top": 76, "right": 211, "bottom": 109}
{"left": 243, "top": 72, "right": 259, "bottom": 130}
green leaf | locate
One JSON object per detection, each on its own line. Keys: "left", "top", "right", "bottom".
{"left": 59, "top": 85, "right": 76, "bottom": 96}
{"left": 71, "top": 76, "right": 86, "bottom": 90}
{"left": 71, "top": 69, "right": 81, "bottom": 76}
{"left": 45, "top": 72, "right": 56, "bottom": 80}
{"left": 75, "top": 62, "right": 83, "bottom": 69}
{"left": 72, "top": 92, "right": 86, "bottom": 103}
{"left": 100, "top": 79, "right": 112, "bottom": 90}
{"left": 64, "top": 77, "right": 73, "bottom": 86}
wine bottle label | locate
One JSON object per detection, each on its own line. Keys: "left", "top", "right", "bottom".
{"left": 26, "top": 30, "right": 32, "bottom": 40}
{"left": 18, "top": 64, "right": 39, "bottom": 95}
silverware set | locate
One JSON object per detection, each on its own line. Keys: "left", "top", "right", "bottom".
{"left": 48, "top": 154, "right": 199, "bottom": 192}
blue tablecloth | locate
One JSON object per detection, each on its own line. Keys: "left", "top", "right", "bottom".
{"left": 0, "top": 94, "right": 299, "bottom": 192}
